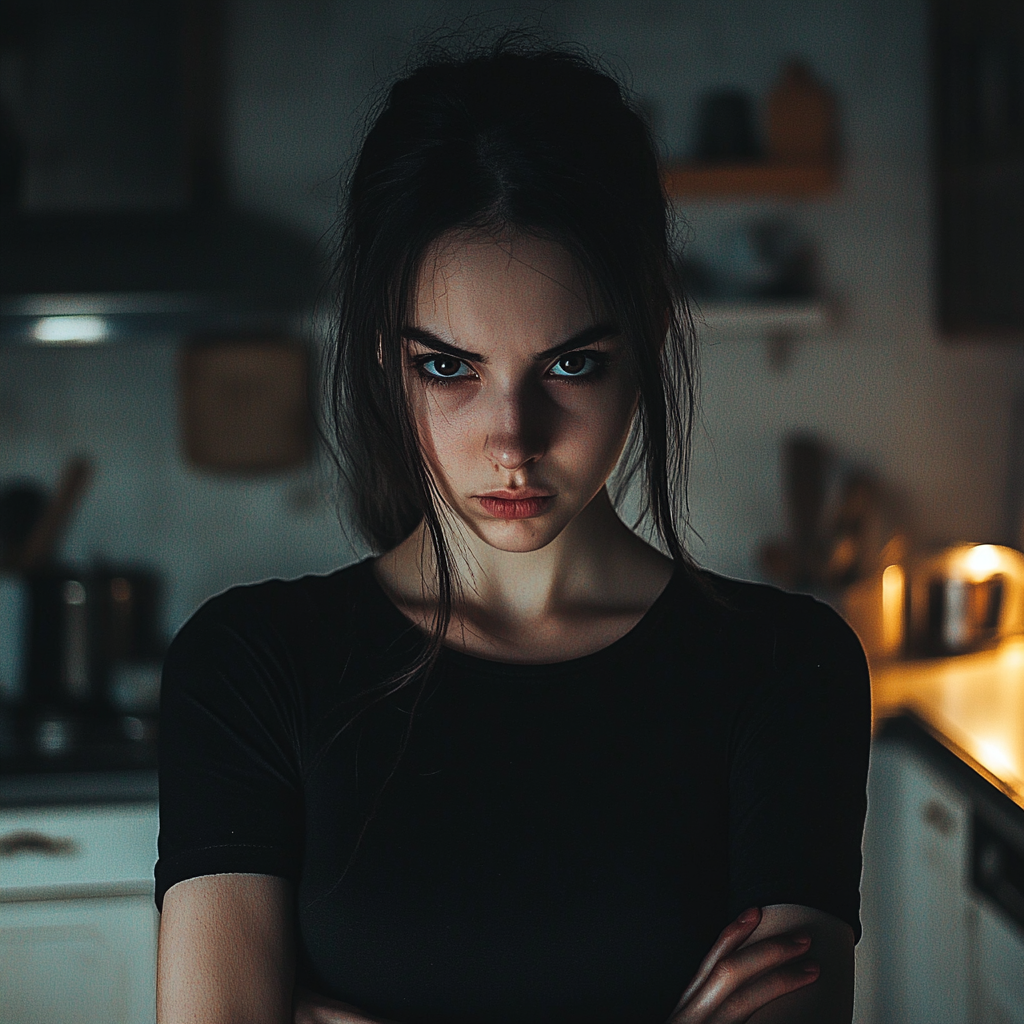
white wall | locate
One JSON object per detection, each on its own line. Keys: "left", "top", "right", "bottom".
{"left": 2, "top": 0, "right": 1022, "bottom": 637}
{"left": 0, "top": 342, "right": 355, "bottom": 637}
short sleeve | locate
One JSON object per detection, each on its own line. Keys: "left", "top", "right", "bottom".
{"left": 155, "top": 587, "right": 304, "bottom": 910}
{"left": 727, "top": 596, "right": 871, "bottom": 941}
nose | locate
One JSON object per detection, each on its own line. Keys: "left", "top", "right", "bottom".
{"left": 483, "top": 378, "right": 551, "bottom": 472}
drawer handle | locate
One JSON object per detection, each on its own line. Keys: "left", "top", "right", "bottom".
{"left": 0, "top": 831, "right": 80, "bottom": 857}
{"left": 922, "top": 799, "right": 955, "bottom": 835}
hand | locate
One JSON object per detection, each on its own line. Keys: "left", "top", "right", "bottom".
{"left": 665, "top": 907, "right": 820, "bottom": 1024}
{"left": 293, "top": 987, "right": 402, "bottom": 1024}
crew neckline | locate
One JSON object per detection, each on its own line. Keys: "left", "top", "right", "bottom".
{"left": 354, "top": 556, "right": 683, "bottom": 677}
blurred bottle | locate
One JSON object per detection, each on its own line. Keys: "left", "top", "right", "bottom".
{"left": 767, "top": 60, "right": 837, "bottom": 166}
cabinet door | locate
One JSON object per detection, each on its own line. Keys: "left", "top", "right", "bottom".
{"left": 0, "top": 803, "right": 158, "bottom": 897}
{"left": 972, "top": 891, "right": 1024, "bottom": 1024}
{"left": 0, "top": 894, "right": 158, "bottom": 1024}
{"left": 933, "top": 0, "right": 1024, "bottom": 337}
{"left": 857, "top": 738, "right": 972, "bottom": 1024}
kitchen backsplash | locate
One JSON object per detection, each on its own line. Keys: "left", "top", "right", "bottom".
{"left": 0, "top": 341, "right": 359, "bottom": 643}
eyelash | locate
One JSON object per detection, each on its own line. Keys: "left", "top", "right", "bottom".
{"left": 411, "top": 351, "right": 610, "bottom": 387}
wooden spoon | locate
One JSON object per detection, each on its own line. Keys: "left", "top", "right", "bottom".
{"left": 16, "top": 456, "right": 93, "bottom": 572}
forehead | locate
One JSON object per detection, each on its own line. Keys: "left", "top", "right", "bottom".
{"left": 411, "top": 229, "right": 601, "bottom": 344}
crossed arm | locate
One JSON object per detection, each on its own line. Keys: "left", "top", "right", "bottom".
{"left": 156, "top": 873, "right": 854, "bottom": 1024}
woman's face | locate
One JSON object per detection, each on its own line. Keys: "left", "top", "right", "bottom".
{"left": 404, "top": 229, "right": 638, "bottom": 554}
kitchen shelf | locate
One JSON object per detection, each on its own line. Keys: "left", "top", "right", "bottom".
{"left": 692, "top": 300, "right": 830, "bottom": 338}
{"left": 661, "top": 162, "right": 838, "bottom": 197}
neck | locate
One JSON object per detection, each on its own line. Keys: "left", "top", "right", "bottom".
{"left": 379, "top": 486, "right": 671, "bottom": 624}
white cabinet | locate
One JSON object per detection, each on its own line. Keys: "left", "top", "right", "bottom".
{"left": 0, "top": 894, "right": 158, "bottom": 1024}
{"left": 856, "top": 739, "right": 973, "bottom": 1024}
{"left": 0, "top": 803, "right": 159, "bottom": 1024}
{"left": 856, "top": 733, "right": 1024, "bottom": 1024}
{"left": 976, "top": 898, "right": 1024, "bottom": 1024}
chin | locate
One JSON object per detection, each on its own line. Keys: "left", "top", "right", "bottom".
{"left": 469, "top": 517, "right": 567, "bottom": 553}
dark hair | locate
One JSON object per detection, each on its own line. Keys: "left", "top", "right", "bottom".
{"left": 324, "top": 33, "right": 698, "bottom": 662}
{"left": 312, "top": 38, "right": 699, "bottom": 886}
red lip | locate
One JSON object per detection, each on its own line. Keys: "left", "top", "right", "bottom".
{"left": 477, "top": 489, "right": 551, "bottom": 500}
{"left": 475, "top": 491, "right": 554, "bottom": 520}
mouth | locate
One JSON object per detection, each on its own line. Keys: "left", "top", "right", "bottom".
{"left": 475, "top": 491, "right": 554, "bottom": 520}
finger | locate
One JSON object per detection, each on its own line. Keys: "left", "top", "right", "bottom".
{"left": 294, "top": 1001, "right": 358, "bottom": 1024}
{"left": 293, "top": 988, "right": 399, "bottom": 1024}
{"left": 672, "top": 908, "right": 762, "bottom": 1014}
{"left": 680, "top": 931, "right": 812, "bottom": 1022}
{"left": 712, "top": 960, "right": 820, "bottom": 1024}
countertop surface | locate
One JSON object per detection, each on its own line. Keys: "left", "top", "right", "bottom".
{"left": 0, "top": 769, "right": 157, "bottom": 808}
{"left": 871, "top": 635, "right": 1024, "bottom": 811}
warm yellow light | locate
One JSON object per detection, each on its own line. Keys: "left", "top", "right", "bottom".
{"left": 961, "top": 544, "right": 1002, "bottom": 583}
{"left": 881, "top": 564, "right": 905, "bottom": 654}
{"left": 975, "top": 738, "right": 1017, "bottom": 777}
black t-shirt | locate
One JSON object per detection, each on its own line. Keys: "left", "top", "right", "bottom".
{"left": 156, "top": 558, "right": 870, "bottom": 1024}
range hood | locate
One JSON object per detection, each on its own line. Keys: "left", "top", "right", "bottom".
{"left": 1, "top": 210, "right": 320, "bottom": 343}
{"left": 0, "top": 1, "right": 321, "bottom": 344}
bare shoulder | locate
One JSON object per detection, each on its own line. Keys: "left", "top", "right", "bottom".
{"left": 741, "top": 905, "right": 854, "bottom": 1024}
{"left": 158, "top": 873, "right": 295, "bottom": 1024}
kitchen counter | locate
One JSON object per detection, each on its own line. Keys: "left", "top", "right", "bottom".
{"left": 0, "top": 769, "right": 157, "bottom": 808}
{"left": 871, "top": 635, "right": 1024, "bottom": 812}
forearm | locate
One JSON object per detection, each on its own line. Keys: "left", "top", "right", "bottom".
{"left": 293, "top": 989, "right": 403, "bottom": 1024}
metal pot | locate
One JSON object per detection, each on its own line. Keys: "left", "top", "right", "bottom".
{"left": 907, "top": 544, "right": 1024, "bottom": 656}
{"left": 26, "top": 564, "right": 163, "bottom": 706}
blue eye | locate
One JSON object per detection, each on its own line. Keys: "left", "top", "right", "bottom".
{"left": 548, "top": 351, "right": 603, "bottom": 378}
{"left": 418, "top": 355, "right": 474, "bottom": 381}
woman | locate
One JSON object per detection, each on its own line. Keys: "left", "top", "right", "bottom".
{"left": 155, "top": 41, "right": 870, "bottom": 1024}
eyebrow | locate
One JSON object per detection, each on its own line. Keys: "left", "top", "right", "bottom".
{"left": 400, "top": 322, "right": 621, "bottom": 363}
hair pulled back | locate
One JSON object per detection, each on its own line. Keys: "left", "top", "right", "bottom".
{"left": 323, "top": 36, "right": 698, "bottom": 696}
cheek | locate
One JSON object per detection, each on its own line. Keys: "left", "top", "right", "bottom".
{"left": 408, "top": 386, "right": 478, "bottom": 478}
{"left": 557, "top": 380, "right": 637, "bottom": 466}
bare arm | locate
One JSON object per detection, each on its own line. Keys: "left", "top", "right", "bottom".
{"left": 163, "top": 882, "right": 851, "bottom": 1024}
{"left": 156, "top": 873, "right": 296, "bottom": 1024}
{"left": 295, "top": 903, "right": 854, "bottom": 1024}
